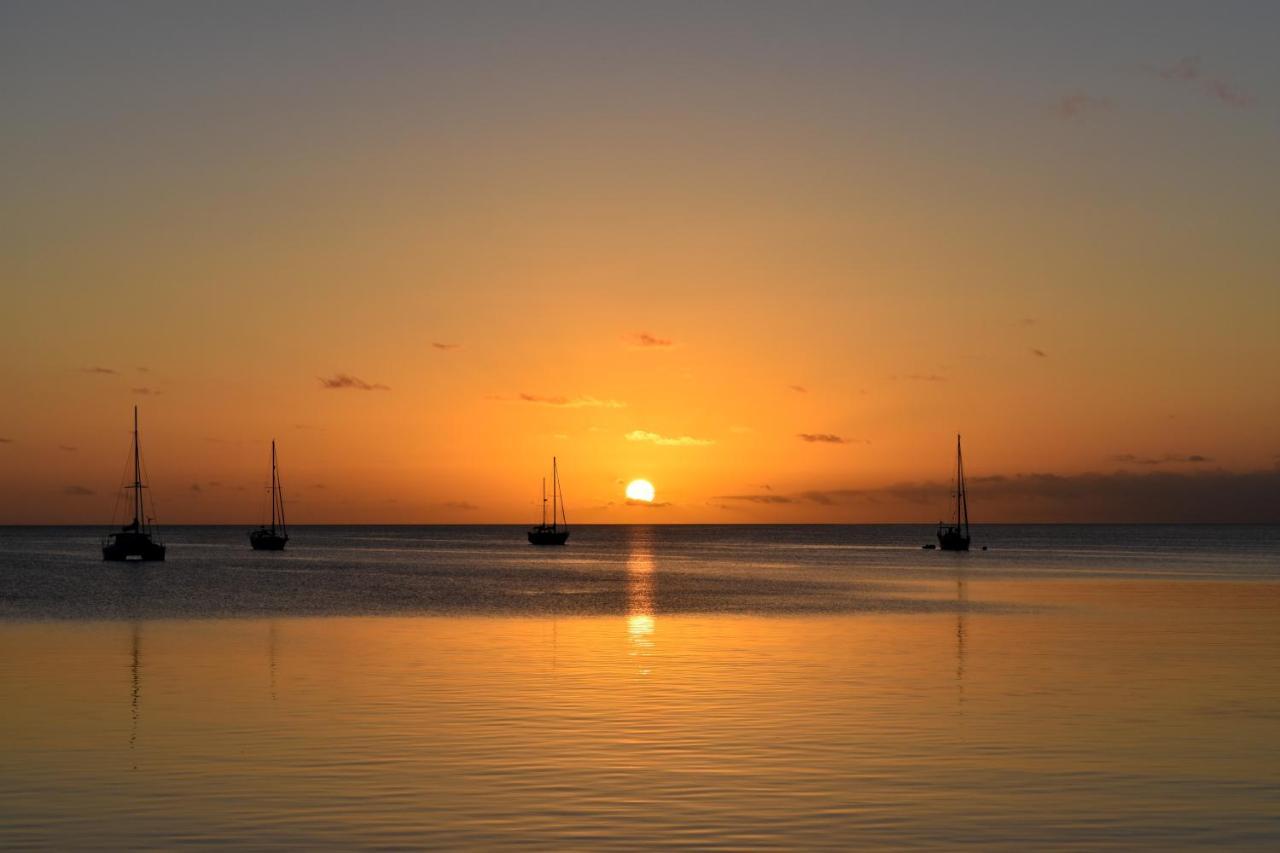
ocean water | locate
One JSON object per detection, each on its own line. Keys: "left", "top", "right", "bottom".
{"left": 2, "top": 525, "right": 1278, "bottom": 848}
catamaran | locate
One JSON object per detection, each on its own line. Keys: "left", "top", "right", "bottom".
{"left": 936, "top": 433, "right": 972, "bottom": 551}
{"left": 528, "top": 457, "right": 569, "bottom": 546}
{"left": 102, "top": 406, "right": 166, "bottom": 561}
{"left": 249, "top": 440, "right": 289, "bottom": 551}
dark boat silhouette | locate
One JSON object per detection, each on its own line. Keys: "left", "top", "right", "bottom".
{"left": 528, "top": 457, "right": 569, "bottom": 546}
{"left": 249, "top": 440, "right": 289, "bottom": 551}
{"left": 102, "top": 407, "right": 166, "bottom": 561}
{"left": 936, "top": 433, "right": 972, "bottom": 551}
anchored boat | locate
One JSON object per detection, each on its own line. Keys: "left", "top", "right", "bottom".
{"left": 249, "top": 440, "right": 289, "bottom": 551}
{"left": 528, "top": 457, "right": 569, "bottom": 546}
{"left": 102, "top": 407, "right": 166, "bottom": 561}
{"left": 936, "top": 434, "right": 972, "bottom": 552}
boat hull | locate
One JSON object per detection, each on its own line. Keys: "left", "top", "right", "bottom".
{"left": 250, "top": 530, "right": 288, "bottom": 551}
{"left": 937, "top": 528, "right": 970, "bottom": 552}
{"left": 103, "top": 532, "right": 165, "bottom": 561}
{"left": 528, "top": 528, "right": 569, "bottom": 546}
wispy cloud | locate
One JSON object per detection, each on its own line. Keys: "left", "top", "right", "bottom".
{"left": 798, "top": 433, "right": 851, "bottom": 444}
{"left": 626, "top": 499, "right": 673, "bottom": 508}
{"left": 1031, "top": 348, "right": 1048, "bottom": 358}
{"left": 319, "top": 373, "right": 390, "bottom": 391}
{"left": 1054, "top": 92, "right": 1110, "bottom": 119}
{"left": 0, "top": 437, "right": 12, "bottom": 444}
{"left": 715, "top": 493, "right": 795, "bottom": 504}
{"left": 1152, "top": 56, "right": 1253, "bottom": 108}
{"left": 59, "top": 445, "right": 77, "bottom": 452}
{"left": 443, "top": 500, "right": 479, "bottom": 510}
{"left": 629, "top": 332, "right": 673, "bottom": 348}
{"left": 898, "top": 373, "right": 947, "bottom": 382}
{"left": 1110, "top": 453, "right": 1211, "bottom": 465}
{"left": 1205, "top": 78, "right": 1251, "bottom": 107}
{"left": 1157, "top": 56, "right": 1201, "bottom": 82}
{"left": 63, "top": 485, "right": 94, "bottom": 496}
{"left": 431, "top": 342, "right": 461, "bottom": 351}
{"left": 80, "top": 366, "right": 117, "bottom": 375}
{"left": 789, "top": 385, "right": 808, "bottom": 393}
{"left": 626, "top": 429, "right": 714, "bottom": 447}
{"left": 136, "top": 366, "right": 150, "bottom": 374}
{"left": 132, "top": 387, "right": 160, "bottom": 396}
{"left": 504, "top": 393, "right": 626, "bottom": 409}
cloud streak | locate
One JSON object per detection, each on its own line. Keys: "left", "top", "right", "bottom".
{"left": 626, "top": 429, "right": 714, "bottom": 447}
{"left": 431, "top": 342, "right": 460, "bottom": 350}
{"left": 629, "top": 332, "right": 673, "bottom": 347}
{"left": 798, "top": 433, "right": 851, "bottom": 444}
{"left": 1110, "top": 453, "right": 1211, "bottom": 465}
{"left": 319, "top": 373, "right": 390, "bottom": 391}
{"left": 80, "top": 366, "right": 117, "bottom": 375}
{"left": 63, "top": 485, "right": 94, "bottom": 496}
{"left": 507, "top": 393, "right": 626, "bottom": 408}
{"left": 1153, "top": 56, "right": 1253, "bottom": 108}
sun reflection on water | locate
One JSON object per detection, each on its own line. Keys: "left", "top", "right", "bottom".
{"left": 625, "top": 530, "right": 656, "bottom": 672}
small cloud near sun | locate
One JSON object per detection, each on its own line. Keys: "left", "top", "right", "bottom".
{"left": 626, "top": 430, "right": 714, "bottom": 447}
{"left": 431, "top": 342, "right": 460, "bottom": 350}
{"left": 789, "top": 385, "right": 808, "bottom": 393}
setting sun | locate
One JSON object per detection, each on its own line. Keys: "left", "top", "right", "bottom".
{"left": 625, "top": 479, "right": 656, "bottom": 503}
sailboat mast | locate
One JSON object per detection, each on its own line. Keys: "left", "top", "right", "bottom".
{"left": 275, "top": 441, "right": 286, "bottom": 536}
{"left": 270, "top": 441, "right": 277, "bottom": 532}
{"left": 541, "top": 477, "right": 547, "bottom": 527}
{"left": 551, "top": 457, "right": 558, "bottom": 531}
{"left": 957, "top": 434, "right": 969, "bottom": 536}
{"left": 133, "top": 406, "right": 142, "bottom": 528}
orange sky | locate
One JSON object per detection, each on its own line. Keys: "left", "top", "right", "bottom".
{"left": 2, "top": 4, "right": 1277, "bottom": 523}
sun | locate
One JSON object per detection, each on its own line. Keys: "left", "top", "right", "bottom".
{"left": 625, "top": 479, "right": 656, "bottom": 502}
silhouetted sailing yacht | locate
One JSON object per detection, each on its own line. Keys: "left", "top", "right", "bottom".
{"left": 102, "top": 407, "right": 165, "bottom": 561}
{"left": 937, "top": 434, "right": 972, "bottom": 551}
{"left": 528, "top": 457, "right": 569, "bottom": 546}
{"left": 249, "top": 440, "right": 288, "bottom": 551}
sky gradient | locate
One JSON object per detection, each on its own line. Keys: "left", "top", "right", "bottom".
{"left": 3, "top": 1, "right": 1278, "bottom": 523}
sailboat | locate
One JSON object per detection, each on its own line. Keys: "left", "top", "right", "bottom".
{"left": 936, "top": 433, "right": 972, "bottom": 551}
{"left": 102, "top": 407, "right": 166, "bottom": 561}
{"left": 528, "top": 457, "right": 569, "bottom": 546}
{"left": 249, "top": 440, "right": 289, "bottom": 551}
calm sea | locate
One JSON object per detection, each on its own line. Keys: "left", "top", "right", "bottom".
{"left": 2, "top": 525, "right": 1278, "bottom": 848}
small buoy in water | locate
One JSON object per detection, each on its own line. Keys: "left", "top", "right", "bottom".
{"left": 982, "top": 546, "right": 988, "bottom": 551}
